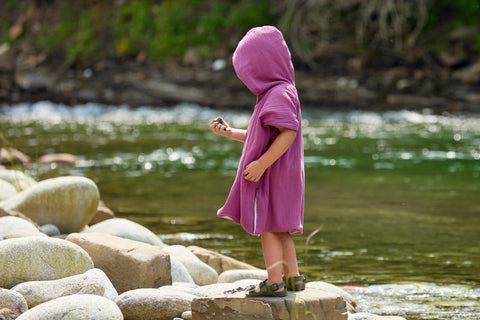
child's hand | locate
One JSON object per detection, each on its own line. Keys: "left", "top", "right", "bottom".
{"left": 210, "top": 117, "right": 229, "bottom": 135}
{"left": 243, "top": 160, "right": 267, "bottom": 183}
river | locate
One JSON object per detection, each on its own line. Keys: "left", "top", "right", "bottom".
{"left": 1, "top": 101, "right": 479, "bottom": 319}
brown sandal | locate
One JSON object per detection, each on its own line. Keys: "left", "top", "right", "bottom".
{"left": 246, "top": 279, "right": 287, "bottom": 297}
{"left": 284, "top": 274, "right": 306, "bottom": 291}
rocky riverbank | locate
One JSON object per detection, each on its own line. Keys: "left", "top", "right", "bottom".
{"left": 0, "top": 163, "right": 406, "bottom": 320}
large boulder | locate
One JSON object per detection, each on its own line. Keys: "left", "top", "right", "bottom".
{"left": 15, "top": 294, "right": 123, "bottom": 320}
{"left": 191, "top": 288, "right": 348, "bottom": 320}
{"left": 116, "top": 288, "right": 196, "bottom": 320}
{"left": 84, "top": 218, "right": 165, "bottom": 247}
{"left": 0, "top": 216, "right": 40, "bottom": 240}
{"left": 12, "top": 270, "right": 106, "bottom": 307}
{"left": 0, "top": 170, "right": 36, "bottom": 191}
{"left": 0, "top": 237, "right": 93, "bottom": 288}
{"left": 0, "top": 176, "right": 99, "bottom": 233}
{"left": 0, "top": 289, "right": 28, "bottom": 314}
{"left": 66, "top": 232, "right": 171, "bottom": 294}
{"left": 307, "top": 281, "right": 357, "bottom": 313}
{"left": 163, "top": 245, "right": 218, "bottom": 286}
{"left": 188, "top": 245, "right": 259, "bottom": 274}
{"left": 0, "top": 179, "right": 17, "bottom": 201}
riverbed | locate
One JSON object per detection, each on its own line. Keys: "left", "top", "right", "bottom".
{"left": 1, "top": 101, "right": 479, "bottom": 319}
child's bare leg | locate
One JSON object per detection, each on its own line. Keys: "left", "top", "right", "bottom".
{"left": 278, "top": 232, "right": 300, "bottom": 278}
{"left": 255, "top": 232, "right": 284, "bottom": 292}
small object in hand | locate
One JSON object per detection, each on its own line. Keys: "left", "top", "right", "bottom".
{"left": 216, "top": 118, "right": 226, "bottom": 131}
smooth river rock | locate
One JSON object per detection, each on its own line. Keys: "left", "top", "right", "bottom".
{"left": 84, "top": 217, "right": 166, "bottom": 248}
{"left": 163, "top": 245, "right": 218, "bottom": 286}
{"left": 0, "top": 179, "right": 17, "bottom": 201}
{"left": 307, "top": 281, "right": 357, "bottom": 313}
{"left": 0, "top": 289, "right": 28, "bottom": 314}
{"left": 0, "top": 170, "right": 36, "bottom": 191}
{"left": 0, "top": 237, "right": 93, "bottom": 288}
{"left": 12, "top": 270, "right": 106, "bottom": 307}
{"left": 217, "top": 269, "right": 268, "bottom": 283}
{"left": 191, "top": 288, "right": 348, "bottom": 320}
{"left": 188, "top": 245, "right": 259, "bottom": 274}
{"left": 0, "top": 176, "right": 99, "bottom": 233}
{"left": 0, "top": 216, "right": 40, "bottom": 240}
{"left": 15, "top": 294, "right": 123, "bottom": 320}
{"left": 116, "top": 288, "right": 197, "bottom": 320}
{"left": 66, "top": 232, "right": 171, "bottom": 294}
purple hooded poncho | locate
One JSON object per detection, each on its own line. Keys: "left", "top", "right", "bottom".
{"left": 217, "top": 26, "right": 304, "bottom": 236}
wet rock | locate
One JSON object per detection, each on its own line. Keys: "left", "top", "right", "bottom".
{"left": 0, "top": 176, "right": 99, "bottom": 233}
{"left": 0, "top": 180, "right": 16, "bottom": 201}
{"left": 0, "top": 216, "right": 40, "bottom": 240}
{"left": 188, "top": 245, "right": 259, "bottom": 274}
{"left": 84, "top": 217, "right": 165, "bottom": 248}
{"left": 88, "top": 200, "right": 115, "bottom": 226}
{"left": 163, "top": 245, "right": 218, "bottom": 286}
{"left": 37, "top": 153, "right": 78, "bottom": 166}
{"left": 217, "top": 269, "right": 268, "bottom": 283}
{"left": 0, "top": 289, "right": 28, "bottom": 314}
{"left": 116, "top": 288, "right": 196, "bottom": 320}
{"left": 0, "top": 237, "right": 93, "bottom": 288}
{"left": 66, "top": 232, "right": 171, "bottom": 294}
{"left": 15, "top": 294, "right": 123, "bottom": 320}
{"left": 191, "top": 288, "right": 348, "bottom": 320}
{"left": 307, "top": 281, "right": 357, "bottom": 313}
{"left": 12, "top": 270, "right": 105, "bottom": 307}
{"left": 0, "top": 170, "right": 36, "bottom": 192}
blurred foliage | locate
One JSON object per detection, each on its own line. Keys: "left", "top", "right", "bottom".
{"left": 0, "top": 0, "right": 479, "bottom": 67}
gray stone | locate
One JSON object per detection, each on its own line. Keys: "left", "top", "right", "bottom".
{"left": 84, "top": 218, "right": 166, "bottom": 248}
{"left": 39, "top": 224, "right": 61, "bottom": 236}
{"left": 66, "top": 232, "right": 171, "bottom": 294}
{"left": 116, "top": 288, "right": 196, "bottom": 320}
{"left": 15, "top": 294, "right": 123, "bottom": 320}
{"left": 0, "top": 289, "right": 28, "bottom": 314}
{"left": 84, "top": 268, "right": 118, "bottom": 300}
{"left": 0, "top": 176, "right": 99, "bottom": 233}
{"left": 2, "top": 229, "right": 47, "bottom": 239}
{"left": 163, "top": 245, "right": 218, "bottom": 286}
{"left": 12, "top": 271, "right": 105, "bottom": 307}
{"left": 191, "top": 288, "right": 348, "bottom": 320}
{"left": 0, "top": 179, "right": 16, "bottom": 201}
{"left": 217, "top": 269, "right": 268, "bottom": 283}
{"left": 171, "top": 257, "right": 195, "bottom": 284}
{"left": 0, "top": 237, "right": 93, "bottom": 288}
{"left": 188, "top": 245, "right": 259, "bottom": 274}
{"left": 0, "top": 216, "right": 40, "bottom": 240}
{"left": 307, "top": 281, "right": 357, "bottom": 313}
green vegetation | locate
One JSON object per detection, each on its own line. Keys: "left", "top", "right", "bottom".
{"left": 0, "top": 0, "right": 479, "bottom": 67}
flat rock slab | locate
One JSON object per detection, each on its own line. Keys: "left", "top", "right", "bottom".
{"left": 191, "top": 288, "right": 348, "bottom": 320}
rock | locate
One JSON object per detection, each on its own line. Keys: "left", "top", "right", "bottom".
{"left": 181, "top": 310, "right": 193, "bottom": 320}
{"left": 36, "top": 153, "right": 78, "bottom": 166}
{"left": 0, "top": 149, "right": 31, "bottom": 169}
{"left": 0, "top": 207, "right": 40, "bottom": 228}
{"left": 0, "top": 180, "right": 16, "bottom": 201}
{"left": 88, "top": 200, "right": 115, "bottom": 226}
{"left": 0, "top": 289, "right": 28, "bottom": 314}
{"left": 0, "top": 170, "right": 36, "bottom": 191}
{"left": 0, "top": 216, "right": 40, "bottom": 240}
{"left": 194, "top": 282, "right": 253, "bottom": 297}
{"left": 386, "top": 94, "right": 448, "bottom": 109}
{"left": 66, "top": 232, "right": 171, "bottom": 294}
{"left": 188, "top": 245, "right": 259, "bottom": 274}
{"left": 2, "top": 229, "right": 47, "bottom": 240}
{"left": 0, "top": 237, "right": 93, "bottom": 288}
{"left": 15, "top": 294, "right": 123, "bottom": 320}
{"left": 0, "top": 308, "right": 19, "bottom": 320}
{"left": 39, "top": 224, "right": 61, "bottom": 236}
{"left": 307, "top": 281, "right": 357, "bottom": 313}
{"left": 453, "top": 61, "right": 480, "bottom": 84}
{"left": 171, "top": 257, "right": 195, "bottom": 284}
{"left": 116, "top": 288, "right": 197, "bottom": 320}
{"left": 163, "top": 245, "right": 218, "bottom": 286}
{"left": 83, "top": 218, "right": 165, "bottom": 248}
{"left": 191, "top": 288, "right": 348, "bottom": 320}
{"left": 12, "top": 271, "right": 105, "bottom": 308}
{"left": 217, "top": 269, "right": 268, "bottom": 283}
{"left": 348, "top": 313, "right": 406, "bottom": 320}
{"left": 0, "top": 176, "right": 100, "bottom": 233}
{"left": 84, "top": 268, "right": 118, "bottom": 300}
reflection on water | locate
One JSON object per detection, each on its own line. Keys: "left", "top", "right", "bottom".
{"left": 1, "top": 101, "right": 479, "bottom": 319}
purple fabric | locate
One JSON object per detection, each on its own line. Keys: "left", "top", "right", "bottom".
{"left": 217, "top": 26, "right": 305, "bottom": 235}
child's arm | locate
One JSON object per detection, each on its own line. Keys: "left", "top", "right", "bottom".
{"left": 210, "top": 117, "right": 246, "bottom": 142}
{"left": 243, "top": 127, "right": 296, "bottom": 182}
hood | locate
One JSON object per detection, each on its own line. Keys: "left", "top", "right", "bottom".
{"left": 232, "top": 26, "right": 295, "bottom": 96}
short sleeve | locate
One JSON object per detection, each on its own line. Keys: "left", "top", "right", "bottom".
{"left": 259, "top": 87, "right": 299, "bottom": 131}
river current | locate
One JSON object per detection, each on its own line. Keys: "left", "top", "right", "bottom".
{"left": 1, "top": 101, "right": 479, "bottom": 319}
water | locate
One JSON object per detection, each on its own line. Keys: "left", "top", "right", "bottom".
{"left": 1, "top": 101, "right": 479, "bottom": 319}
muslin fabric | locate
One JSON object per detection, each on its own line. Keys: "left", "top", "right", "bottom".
{"left": 217, "top": 26, "right": 304, "bottom": 235}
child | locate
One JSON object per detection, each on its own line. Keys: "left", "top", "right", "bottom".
{"left": 210, "top": 26, "right": 305, "bottom": 297}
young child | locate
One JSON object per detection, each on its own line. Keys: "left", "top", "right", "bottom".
{"left": 210, "top": 26, "right": 305, "bottom": 297}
